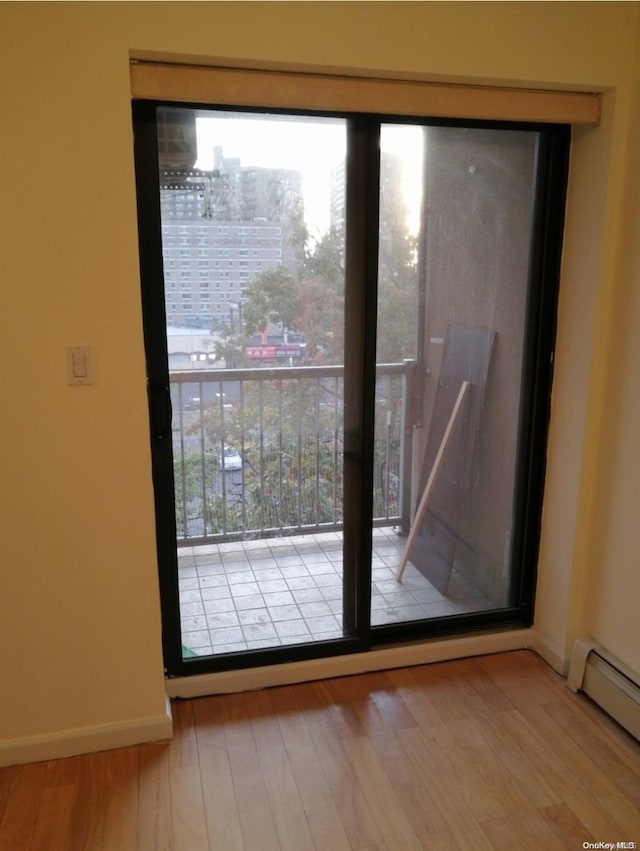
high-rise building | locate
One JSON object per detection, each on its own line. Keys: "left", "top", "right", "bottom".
{"left": 159, "top": 147, "right": 304, "bottom": 328}
{"left": 161, "top": 214, "right": 284, "bottom": 327}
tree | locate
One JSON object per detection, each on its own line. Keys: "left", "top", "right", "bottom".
{"left": 242, "top": 267, "right": 300, "bottom": 337}
{"left": 292, "top": 156, "right": 418, "bottom": 366}
{"left": 296, "top": 277, "right": 344, "bottom": 364}
{"left": 213, "top": 327, "right": 250, "bottom": 369}
{"left": 197, "top": 377, "right": 344, "bottom": 534}
{"left": 375, "top": 152, "right": 419, "bottom": 363}
{"left": 303, "top": 222, "right": 344, "bottom": 288}
{"left": 295, "top": 224, "right": 345, "bottom": 364}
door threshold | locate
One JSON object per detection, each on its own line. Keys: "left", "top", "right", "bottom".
{"left": 166, "top": 627, "right": 535, "bottom": 698}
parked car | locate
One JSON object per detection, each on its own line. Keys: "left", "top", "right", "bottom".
{"left": 219, "top": 445, "right": 242, "bottom": 471}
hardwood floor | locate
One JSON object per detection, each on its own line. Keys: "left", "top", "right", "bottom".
{"left": 1, "top": 650, "right": 639, "bottom": 849}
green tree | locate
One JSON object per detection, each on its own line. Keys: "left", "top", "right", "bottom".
{"left": 303, "top": 223, "right": 344, "bottom": 288}
{"left": 242, "top": 267, "right": 300, "bottom": 337}
{"left": 173, "top": 451, "right": 219, "bottom": 536}
{"left": 199, "top": 377, "right": 344, "bottom": 534}
{"left": 376, "top": 151, "right": 419, "bottom": 363}
{"left": 295, "top": 224, "right": 345, "bottom": 364}
{"left": 293, "top": 157, "right": 417, "bottom": 366}
{"left": 284, "top": 201, "right": 309, "bottom": 273}
{"left": 213, "top": 327, "right": 250, "bottom": 369}
{"left": 296, "top": 277, "right": 344, "bottom": 364}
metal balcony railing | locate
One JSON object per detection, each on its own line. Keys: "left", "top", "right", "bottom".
{"left": 170, "top": 360, "right": 416, "bottom": 544}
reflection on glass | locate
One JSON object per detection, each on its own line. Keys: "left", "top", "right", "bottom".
{"left": 372, "top": 125, "right": 538, "bottom": 627}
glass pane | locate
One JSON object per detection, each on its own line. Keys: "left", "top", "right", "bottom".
{"left": 155, "top": 108, "right": 347, "bottom": 658}
{"left": 372, "top": 124, "right": 537, "bottom": 627}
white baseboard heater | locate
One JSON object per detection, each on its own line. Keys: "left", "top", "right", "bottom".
{"left": 568, "top": 639, "right": 640, "bottom": 741}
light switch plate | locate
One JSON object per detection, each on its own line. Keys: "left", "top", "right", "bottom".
{"left": 67, "top": 345, "right": 94, "bottom": 385}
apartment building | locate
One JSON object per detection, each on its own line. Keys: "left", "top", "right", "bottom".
{"left": 159, "top": 151, "right": 302, "bottom": 328}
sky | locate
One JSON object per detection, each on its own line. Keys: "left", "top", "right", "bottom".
{"left": 195, "top": 112, "right": 423, "bottom": 237}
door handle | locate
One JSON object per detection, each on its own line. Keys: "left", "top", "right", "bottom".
{"left": 148, "top": 381, "right": 172, "bottom": 440}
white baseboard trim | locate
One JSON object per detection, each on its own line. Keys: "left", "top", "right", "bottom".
{"left": 567, "top": 637, "right": 599, "bottom": 691}
{"left": 529, "top": 631, "right": 571, "bottom": 676}
{"left": 0, "top": 630, "right": 570, "bottom": 767}
{"left": 0, "top": 697, "right": 173, "bottom": 768}
{"left": 167, "top": 628, "right": 537, "bottom": 698}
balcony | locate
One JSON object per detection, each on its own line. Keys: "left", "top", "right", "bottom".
{"left": 170, "top": 360, "right": 493, "bottom": 656}
{"left": 170, "top": 360, "right": 415, "bottom": 544}
{"left": 178, "top": 527, "right": 492, "bottom": 656}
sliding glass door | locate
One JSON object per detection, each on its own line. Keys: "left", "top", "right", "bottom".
{"left": 371, "top": 124, "right": 551, "bottom": 634}
{"left": 133, "top": 101, "right": 568, "bottom": 675}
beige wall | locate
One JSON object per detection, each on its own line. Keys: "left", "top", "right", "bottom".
{"left": 577, "top": 25, "right": 640, "bottom": 668}
{"left": 1, "top": 1, "right": 639, "bottom": 756}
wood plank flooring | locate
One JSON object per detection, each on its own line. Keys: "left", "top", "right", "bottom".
{"left": 1, "top": 650, "right": 639, "bottom": 850}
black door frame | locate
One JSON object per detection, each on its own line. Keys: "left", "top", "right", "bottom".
{"left": 133, "top": 100, "right": 570, "bottom": 677}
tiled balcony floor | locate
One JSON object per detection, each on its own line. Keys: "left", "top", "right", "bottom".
{"left": 178, "top": 526, "right": 492, "bottom": 657}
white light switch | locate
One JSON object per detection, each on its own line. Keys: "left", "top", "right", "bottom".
{"left": 67, "top": 345, "right": 94, "bottom": 385}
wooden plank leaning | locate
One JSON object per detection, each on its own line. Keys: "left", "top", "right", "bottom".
{"left": 395, "top": 380, "right": 470, "bottom": 582}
